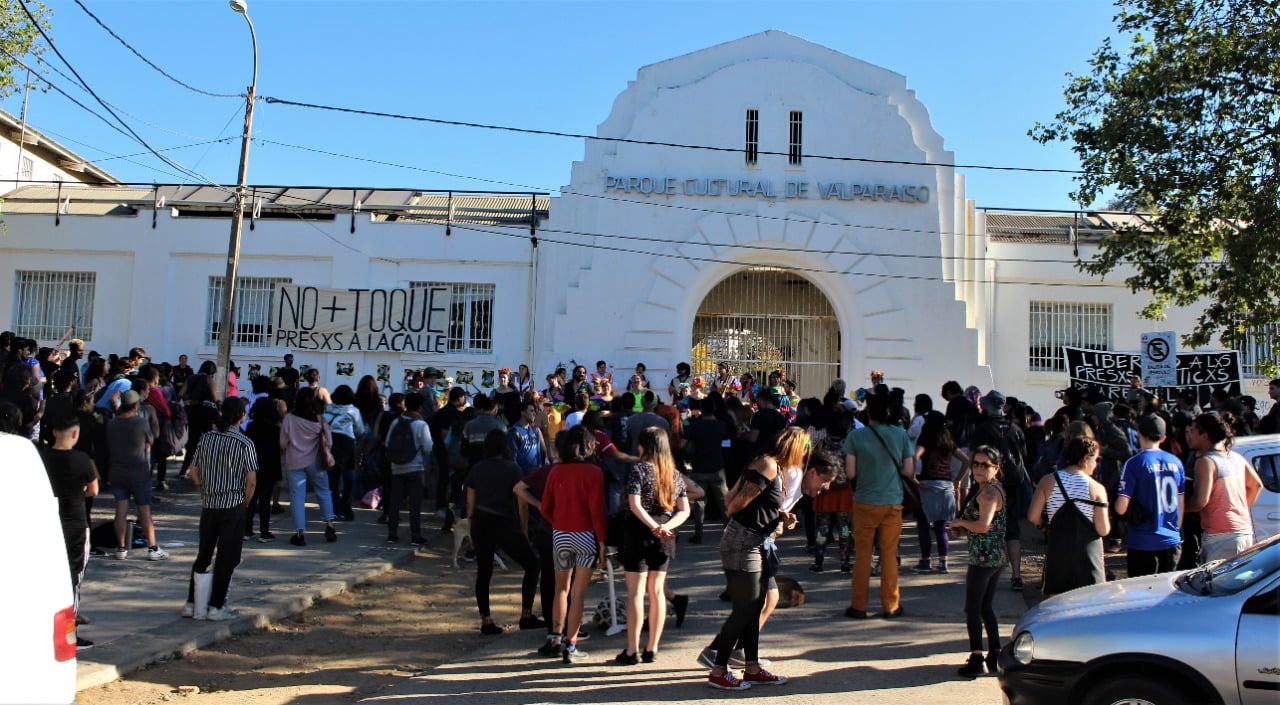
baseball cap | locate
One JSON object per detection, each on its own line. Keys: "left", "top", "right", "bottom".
{"left": 1137, "top": 414, "right": 1166, "bottom": 440}
{"left": 120, "top": 390, "right": 141, "bottom": 408}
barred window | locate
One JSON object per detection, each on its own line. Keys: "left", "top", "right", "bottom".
{"left": 19, "top": 156, "right": 33, "bottom": 181}
{"left": 788, "top": 110, "right": 803, "bottom": 166}
{"left": 1028, "top": 301, "right": 1112, "bottom": 372}
{"left": 11, "top": 271, "right": 95, "bottom": 341}
{"left": 1233, "top": 323, "right": 1279, "bottom": 378}
{"left": 744, "top": 109, "right": 759, "bottom": 166}
{"left": 412, "top": 281, "right": 494, "bottom": 353}
{"left": 205, "top": 276, "right": 291, "bottom": 347}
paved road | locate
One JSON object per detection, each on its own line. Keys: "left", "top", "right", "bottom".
{"left": 362, "top": 517, "right": 1021, "bottom": 704}
{"left": 76, "top": 464, "right": 1020, "bottom": 704}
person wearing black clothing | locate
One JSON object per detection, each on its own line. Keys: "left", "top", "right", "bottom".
{"left": 466, "top": 429, "right": 542, "bottom": 635}
{"left": 40, "top": 412, "right": 98, "bottom": 649}
{"left": 683, "top": 397, "right": 729, "bottom": 543}
{"left": 746, "top": 392, "right": 787, "bottom": 456}
{"left": 1257, "top": 379, "right": 1280, "bottom": 434}
{"left": 375, "top": 393, "right": 404, "bottom": 524}
{"left": 428, "top": 387, "right": 471, "bottom": 514}
{"left": 276, "top": 354, "right": 300, "bottom": 407}
{"left": 244, "top": 397, "right": 284, "bottom": 541}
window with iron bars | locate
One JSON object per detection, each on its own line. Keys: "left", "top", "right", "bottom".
{"left": 1233, "top": 323, "right": 1279, "bottom": 378}
{"left": 11, "top": 271, "right": 96, "bottom": 342}
{"left": 744, "top": 109, "right": 759, "bottom": 166}
{"left": 411, "top": 281, "right": 494, "bottom": 353}
{"left": 205, "top": 276, "right": 291, "bottom": 347}
{"left": 788, "top": 110, "right": 803, "bottom": 165}
{"left": 1028, "top": 301, "right": 1112, "bottom": 372}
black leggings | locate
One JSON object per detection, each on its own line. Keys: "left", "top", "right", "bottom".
{"left": 713, "top": 569, "right": 768, "bottom": 667}
{"left": 472, "top": 512, "right": 539, "bottom": 617}
{"left": 531, "top": 525, "right": 555, "bottom": 624}
{"left": 964, "top": 563, "right": 1003, "bottom": 653}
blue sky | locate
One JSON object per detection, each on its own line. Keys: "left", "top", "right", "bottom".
{"left": 3, "top": 0, "right": 1121, "bottom": 210}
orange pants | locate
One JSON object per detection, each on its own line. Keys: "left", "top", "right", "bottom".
{"left": 849, "top": 502, "right": 903, "bottom": 613}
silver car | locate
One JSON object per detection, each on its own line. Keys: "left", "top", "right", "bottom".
{"left": 999, "top": 533, "right": 1280, "bottom": 705}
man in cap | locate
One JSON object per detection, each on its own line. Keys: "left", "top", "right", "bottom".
{"left": 420, "top": 367, "right": 442, "bottom": 416}
{"left": 1117, "top": 415, "right": 1185, "bottom": 576}
{"left": 107, "top": 390, "right": 167, "bottom": 560}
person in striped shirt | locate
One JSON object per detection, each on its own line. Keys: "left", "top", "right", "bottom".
{"left": 184, "top": 397, "right": 258, "bottom": 621}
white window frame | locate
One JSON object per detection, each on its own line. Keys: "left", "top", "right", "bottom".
{"left": 1028, "top": 301, "right": 1112, "bottom": 372}
{"left": 411, "top": 281, "right": 494, "bottom": 353}
{"left": 18, "top": 155, "right": 33, "bottom": 181}
{"left": 788, "top": 110, "right": 803, "bottom": 166}
{"left": 744, "top": 108, "right": 759, "bottom": 166}
{"left": 11, "top": 270, "right": 96, "bottom": 342}
{"left": 205, "top": 276, "right": 291, "bottom": 347}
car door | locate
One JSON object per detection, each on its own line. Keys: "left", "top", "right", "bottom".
{"left": 1236, "top": 578, "right": 1280, "bottom": 705}
{"left": 1243, "top": 448, "right": 1280, "bottom": 543}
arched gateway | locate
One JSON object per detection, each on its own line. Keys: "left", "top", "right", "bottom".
{"left": 691, "top": 267, "right": 840, "bottom": 398}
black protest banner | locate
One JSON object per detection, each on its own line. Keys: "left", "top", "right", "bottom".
{"left": 1063, "top": 346, "right": 1240, "bottom": 406}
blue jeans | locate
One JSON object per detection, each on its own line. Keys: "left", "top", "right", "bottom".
{"left": 287, "top": 462, "right": 335, "bottom": 532}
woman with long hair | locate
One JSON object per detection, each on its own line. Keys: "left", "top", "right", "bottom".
{"left": 467, "top": 428, "right": 542, "bottom": 635}
{"left": 704, "top": 427, "right": 836, "bottom": 690}
{"left": 323, "top": 384, "right": 364, "bottom": 521}
{"left": 913, "top": 411, "right": 965, "bottom": 573}
{"left": 82, "top": 357, "right": 108, "bottom": 399}
{"left": 184, "top": 397, "right": 257, "bottom": 620}
{"left": 1027, "top": 436, "right": 1109, "bottom": 595}
{"left": 1185, "top": 413, "right": 1263, "bottom": 563}
{"left": 616, "top": 428, "right": 690, "bottom": 665}
{"left": 950, "top": 445, "right": 1007, "bottom": 677}
{"left": 539, "top": 425, "right": 607, "bottom": 663}
{"left": 180, "top": 360, "right": 219, "bottom": 477}
{"left": 279, "top": 387, "right": 338, "bottom": 546}
{"left": 353, "top": 375, "right": 384, "bottom": 508}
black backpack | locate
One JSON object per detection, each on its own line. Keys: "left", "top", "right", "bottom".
{"left": 385, "top": 416, "right": 419, "bottom": 464}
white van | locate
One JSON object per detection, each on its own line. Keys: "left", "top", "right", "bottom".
{"left": 1230, "top": 434, "right": 1280, "bottom": 543}
{"left": 0, "top": 434, "right": 77, "bottom": 705}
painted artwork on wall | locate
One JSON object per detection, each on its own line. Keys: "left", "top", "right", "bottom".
{"left": 336, "top": 361, "right": 355, "bottom": 377}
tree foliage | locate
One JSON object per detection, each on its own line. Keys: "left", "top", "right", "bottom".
{"left": 1032, "top": 0, "right": 1280, "bottom": 357}
{"left": 0, "top": 1, "right": 50, "bottom": 99}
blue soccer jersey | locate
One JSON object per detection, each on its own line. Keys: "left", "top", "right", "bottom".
{"left": 1118, "top": 449, "right": 1185, "bottom": 551}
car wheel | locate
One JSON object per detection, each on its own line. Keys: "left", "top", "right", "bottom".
{"left": 1083, "top": 676, "right": 1189, "bottom": 705}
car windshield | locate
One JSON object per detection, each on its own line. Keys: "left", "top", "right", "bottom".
{"left": 1176, "top": 533, "right": 1280, "bottom": 597}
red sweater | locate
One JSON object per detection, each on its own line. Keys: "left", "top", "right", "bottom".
{"left": 541, "top": 462, "right": 607, "bottom": 537}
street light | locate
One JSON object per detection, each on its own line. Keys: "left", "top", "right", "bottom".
{"left": 215, "top": 0, "right": 258, "bottom": 399}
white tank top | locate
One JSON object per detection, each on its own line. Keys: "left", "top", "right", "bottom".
{"left": 1047, "top": 470, "right": 1095, "bottom": 523}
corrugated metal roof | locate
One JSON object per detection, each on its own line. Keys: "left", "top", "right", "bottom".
{"left": 0, "top": 185, "right": 550, "bottom": 226}
{"left": 984, "top": 211, "right": 1125, "bottom": 243}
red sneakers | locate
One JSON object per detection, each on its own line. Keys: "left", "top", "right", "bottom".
{"left": 707, "top": 670, "right": 751, "bottom": 690}
{"left": 744, "top": 668, "right": 789, "bottom": 685}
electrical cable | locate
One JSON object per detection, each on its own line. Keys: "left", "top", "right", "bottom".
{"left": 73, "top": 0, "right": 241, "bottom": 99}
{"left": 18, "top": 1, "right": 216, "bottom": 186}
{"left": 261, "top": 95, "right": 1084, "bottom": 175}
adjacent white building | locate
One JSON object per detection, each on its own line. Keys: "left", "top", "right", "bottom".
{"left": 0, "top": 32, "right": 1263, "bottom": 411}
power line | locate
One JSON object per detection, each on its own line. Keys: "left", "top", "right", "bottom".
{"left": 261, "top": 95, "right": 1085, "bottom": 175}
{"left": 19, "top": 1, "right": 215, "bottom": 186}
{"left": 256, "top": 139, "right": 545, "bottom": 191}
{"left": 73, "top": 0, "right": 240, "bottom": 99}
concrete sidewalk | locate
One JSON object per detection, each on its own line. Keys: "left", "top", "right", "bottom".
{"left": 363, "top": 520, "right": 1022, "bottom": 705}
{"left": 74, "top": 466, "right": 422, "bottom": 692}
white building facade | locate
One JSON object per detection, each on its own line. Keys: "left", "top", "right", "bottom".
{"left": 0, "top": 32, "right": 1252, "bottom": 411}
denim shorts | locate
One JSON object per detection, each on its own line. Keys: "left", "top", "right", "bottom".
{"left": 112, "top": 478, "right": 153, "bottom": 506}
{"left": 719, "top": 519, "right": 767, "bottom": 573}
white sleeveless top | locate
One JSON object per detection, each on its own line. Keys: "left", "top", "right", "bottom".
{"left": 1047, "top": 470, "right": 1095, "bottom": 523}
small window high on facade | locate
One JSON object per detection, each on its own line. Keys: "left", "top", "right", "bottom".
{"left": 745, "top": 109, "right": 759, "bottom": 166}
{"left": 788, "top": 111, "right": 803, "bottom": 165}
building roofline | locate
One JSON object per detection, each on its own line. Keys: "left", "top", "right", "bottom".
{"left": 0, "top": 107, "right": 121, "bottom": 185}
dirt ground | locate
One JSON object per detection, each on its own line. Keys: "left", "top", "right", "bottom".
{"left": 77, "top": 543, "right": 516, "bottom": 705}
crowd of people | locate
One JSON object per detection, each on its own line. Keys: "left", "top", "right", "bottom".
{"left": 1, "top": 334, "right": 1270, "bottom": 686}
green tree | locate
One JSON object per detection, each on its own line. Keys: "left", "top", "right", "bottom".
{"left": 0, "top": 1, "right": 50, "bottom": 99}
{"left": 1032, "top": 0, "right": 1280, "bottom": 362}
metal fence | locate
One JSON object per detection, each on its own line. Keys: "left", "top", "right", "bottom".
{"left": 1028, "top": 301, "right": 1112, "bottom": 372}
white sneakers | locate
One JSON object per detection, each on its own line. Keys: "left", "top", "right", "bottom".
{"left": 148, "top": 547, "right": 169, "bottom": 561}
{"left": 206, "top": 606, "right": 238, "bottom": 621}
{"left": 180, "top": 602, "right": 195, "bottom": 618}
